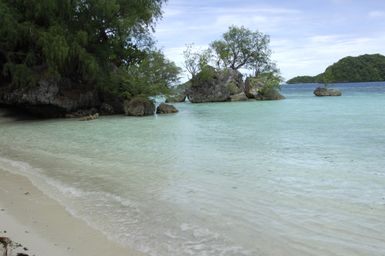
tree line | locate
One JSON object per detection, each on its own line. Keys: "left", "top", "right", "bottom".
{"left": 0, "top": 0, "right": 280, "bottom": 99}
{"left": 287, "top": 54, "right": 385, "bottom": 84}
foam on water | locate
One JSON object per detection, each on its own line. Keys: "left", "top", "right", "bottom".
{"left": 1, "top": 82, "right": 385, "bottom": 255}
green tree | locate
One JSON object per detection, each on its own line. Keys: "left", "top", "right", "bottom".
{"left": 112, "top": 50, "right": 181, "bottom": 98}
{"left": 0, "top": 0, "right": 166, "bottom": 90}
{"left": 210, "top": 25, "right": 273, "bottom": 76}
{"left": 183, "top": 43, "right": 211, "bottom": 79}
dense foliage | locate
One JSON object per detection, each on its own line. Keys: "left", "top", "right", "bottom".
{"left": 210, "top": 26, "right": 273, "bottom": 76}
{"left": 287, "top": 54, "right": 385, "bottom": 84}
{"left": 111, "top": 50, "right": 181, "bottom": 98}
{"left": 0, "top": 0, "right": 179, "bottom": 97}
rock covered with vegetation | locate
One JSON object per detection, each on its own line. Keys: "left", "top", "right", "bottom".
{"left": 183, "top": 26, "right": 284, "bottom": 103}
{"left": 287, "top": 54, "right": 385, "bottom": 84}
{"left": 313, "top": 87, "right": 342, "bottom": 96}
{"left": 156, "top": 103, "right": 178, "bottom": 114}
{"left": 244, "top": 77, "right": 263, "bottom": 98}
{"left": 187, "top": 67, "right": 244, "bottom": 103}
{"left": 0, "top": 0, "right": 180, "bottom": 117}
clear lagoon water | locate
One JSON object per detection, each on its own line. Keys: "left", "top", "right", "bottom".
{"left": 1, "top": 82, "right": 385, "bottom": 256}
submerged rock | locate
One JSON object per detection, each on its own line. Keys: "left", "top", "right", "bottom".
{"left": 156, "top": 103, "right": 178, "bottom": 114}
{"left": 65, "top": 108, "right": 98, "bottom": 118}
{"left": 79, "top": 113, "right": 99, "bottom": 121}
{"left": 314, "top": 87, "right": 342, "bottom": 96}
{"left": 124, "top": 97, "right": 155, "bottom": 116}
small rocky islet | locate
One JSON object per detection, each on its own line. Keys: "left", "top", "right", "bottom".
{"left": 167, "top": 67, "right": 285, "bottom": 103}
{"left": 313, "top": 87, "right": 342, "bottom": 97}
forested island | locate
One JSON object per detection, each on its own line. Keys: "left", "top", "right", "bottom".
{"left": 287, "top": 54, "right": 385, "bottom": 84}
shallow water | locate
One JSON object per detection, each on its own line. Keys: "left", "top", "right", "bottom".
{"left": 1, "top": 82, "right": 385, "bottom": 256}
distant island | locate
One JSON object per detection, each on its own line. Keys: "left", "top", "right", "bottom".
{"left": 287, "top": 54, "right": 385, "bottom": 84}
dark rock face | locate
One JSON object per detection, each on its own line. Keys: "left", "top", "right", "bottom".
{"left": 0, "top": 79, "right": 100, "bottom": 117}
{"left": 314, "top": 87, "right": 342, "bottom": 96}
{"left": 156, "top": 103, "right": 178, "bottom": 114}
{"left": 255, "top": 89, "right": 285, "bottom": 100}
{"left": 187, "top": 68, "right": 244, "bottom": 103}
{"left": 98, "top": 91, "right": 125, "bottom": 114}
{"left": 124, "top": 97, "right": 155, "bottom": 116}
{"left": 99, "top": 103, "right": 115, "bottom": 115}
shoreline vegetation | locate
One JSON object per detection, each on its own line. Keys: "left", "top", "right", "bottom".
{"left": 0, "top": 168, "right": 144, "bottom": 256}
{"left": 0, "top": 1, "right": 283, "bottom": 119}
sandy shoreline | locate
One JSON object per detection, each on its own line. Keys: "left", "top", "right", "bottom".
{"left": 0, "top": 168, "right": 144, "bottom": 256}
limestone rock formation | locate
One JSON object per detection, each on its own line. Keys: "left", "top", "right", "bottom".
{"left": 124, "top": 97, "right": 155, "bottom": 116}
{"left": 244, "top": 77, "right": 264, "bottom": 99}
{"left": 0, "top": 79, "right": 100, "bottom": 117}
{"left": 187, "top": 67, "right": 244, "bottom": 103}
{"left": 313, "top": 87, "right": 342, "bottom": 96}
{"left": 156, "top": 103, "right": 178, "bottom": 114}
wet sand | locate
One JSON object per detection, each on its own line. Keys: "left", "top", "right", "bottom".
{"left": 0, "top": 168, "right": 144, "bottom": 256}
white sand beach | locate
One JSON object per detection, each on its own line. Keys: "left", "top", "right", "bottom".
{"left": 0, "top": 168, "right": 144, "bottom": 256}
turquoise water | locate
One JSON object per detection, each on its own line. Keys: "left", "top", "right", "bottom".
{"left": 1, "top": 82, "right": 385, "bottom": 256}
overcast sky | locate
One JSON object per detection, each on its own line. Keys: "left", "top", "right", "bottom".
{"left": 154, "top": 0, "right": 385, "bottom": 81}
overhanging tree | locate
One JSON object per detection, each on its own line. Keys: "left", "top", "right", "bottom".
{"left": 0, "top": 0, "right": 167, "bottom": 92}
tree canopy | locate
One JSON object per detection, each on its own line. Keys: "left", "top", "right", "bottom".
{"left": 182, "top": 44, "right": 211, "bottom": 79}
{"left": 0, "top": 0, "right": 179, "bottom": 97}
{"left": 210, "top": 26, "right": 273, "bottom": 76}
